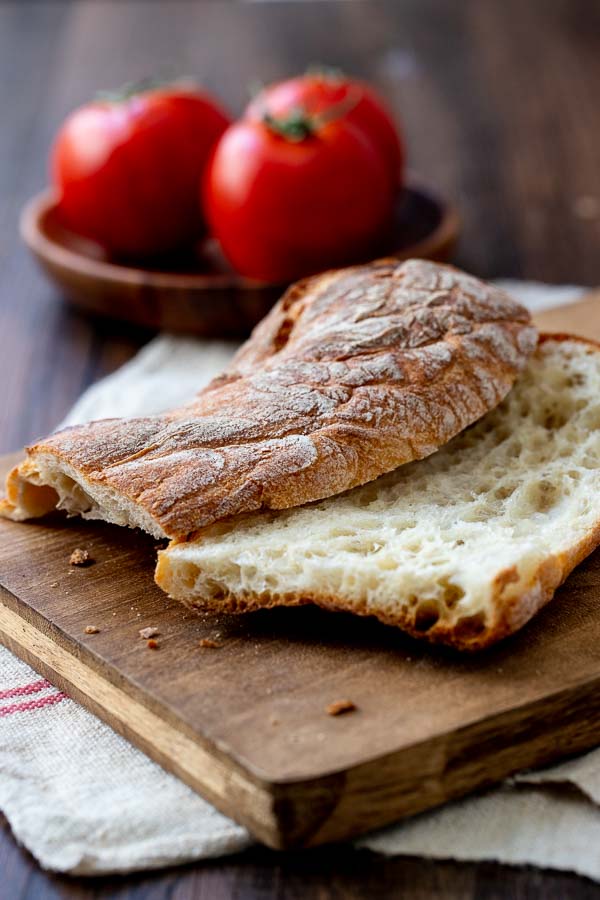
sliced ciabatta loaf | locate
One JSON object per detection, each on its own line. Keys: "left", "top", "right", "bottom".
{"left": 0, "top": 259, "right": 536, "bottom": 540}
{"left": 156, "top": 336, "right": 600, "bottom": 650}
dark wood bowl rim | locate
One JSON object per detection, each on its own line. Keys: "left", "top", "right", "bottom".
{"left": 20, "top": 183, "right": 459, "bottom": 292}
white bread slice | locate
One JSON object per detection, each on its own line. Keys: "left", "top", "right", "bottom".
{"left": 156, "top": 336, "right": 600, "bottom": 650}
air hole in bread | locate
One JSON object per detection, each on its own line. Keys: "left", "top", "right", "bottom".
{"left": 178, "top": 563, "right": 199, "bottom": 591}
{"left": 17, "top": 480, "right": 59, "bottom": 518}
{"left": 462, "top": 503, "right": 498, "bottom": 523}
{"left": 582, "top": 452, "right": 600, "bottom": 469}
{"left": 404, "top": 541, "right": 423, "bottom": 554}
{"left": 453, "top": 612, "right": 487, "bottom": 640}
{"left": 414, "top": 601, "right": 441, "bottom": 632}
{"left": 53, "top": 473, "right": 95, "bottom": 514}
{"left": 494, "top": 483, "right": 516, "bottom": 501}
{"left": 438, "top": 578, "right": 465, "bottom": 609}
{"left": 543, "top": 410, "right": 568, "bottom": 430}
{"left": 523, "top": 479, "right": 560, "bottom": 514}
{"left": 202, "top": 577, "right": 226, "bottom": 601}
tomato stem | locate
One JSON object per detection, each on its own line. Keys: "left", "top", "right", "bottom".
{"left": 263, "top": 110, "right": 316, "bottom": 142}
{"left": 261, "top": 87, "right": 362, "bottom": 142}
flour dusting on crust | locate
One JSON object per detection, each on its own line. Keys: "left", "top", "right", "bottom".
{"left": 1, "top": 259, "right": 537, "bottom": 539}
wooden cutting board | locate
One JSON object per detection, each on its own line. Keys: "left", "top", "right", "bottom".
{"left": 1, "top": 291, "right": 600, "bottom": 850}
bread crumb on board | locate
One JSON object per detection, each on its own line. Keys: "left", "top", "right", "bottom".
{"left": 326, "top": 699, "right": 357, "bottom": 716}
{"left": 70, "top": 548, "right": 94, "bottom": 567}
{"left": 198, "top": 638, "right": 221, "bottom": 649}
{"left": 146, "top": 639, "right": 160, "bottom": 650}
{"left": 139, "top": 627, "right": 160, "bottom": 640}
{"left": 84, "top": 625, "right": 100, "bottom": 635}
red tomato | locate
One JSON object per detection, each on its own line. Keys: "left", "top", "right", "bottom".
{"left": 52, "top": 85, "right": 231, "bottom": 258}
{"left": 204, "top": 115, "right": 394, "bottom": 283}
{"left": 246, "top": 72, "right": 404, "bottom": 188}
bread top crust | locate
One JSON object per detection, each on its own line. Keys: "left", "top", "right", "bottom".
{"left": 13, "top": 259, "right": 537, "bottom": 540}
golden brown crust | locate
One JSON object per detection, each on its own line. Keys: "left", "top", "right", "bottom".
{"left": 2, "top": 259, "right": 537, "bottom": 540}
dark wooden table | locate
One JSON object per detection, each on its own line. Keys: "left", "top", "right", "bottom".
{"left": 2, "top": 0, "right": 600, "bottom": 896}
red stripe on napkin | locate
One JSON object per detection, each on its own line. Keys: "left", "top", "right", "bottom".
{"left": 0, "top": 679, "right": 52, "bottom": 700}
{"left": 0, "top": 692, "right": 67, "bottom": 717}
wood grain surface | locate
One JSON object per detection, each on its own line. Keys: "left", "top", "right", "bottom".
{"left": 3, "top": 0, "right": 600, "bottom": 896}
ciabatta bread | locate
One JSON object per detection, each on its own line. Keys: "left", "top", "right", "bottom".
{"left": 156, "top": 336, "right": 600, "bottom": 650}
{"left": 0, "top": 260, "right": 536, "bottom": 540}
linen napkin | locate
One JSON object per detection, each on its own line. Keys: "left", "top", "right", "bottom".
{"left": 4, "top": 281, "right": 600, "bottom": 879}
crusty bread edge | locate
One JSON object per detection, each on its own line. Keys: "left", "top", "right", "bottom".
{"left": 156, "top": 333, "right": 600, "bottom": 652}
{"left": 155, "top": 505, "right": 600, "bottom": 652}
{"left": 155, "top": 523, "right": 600, "bottom": 651}
{"left": 0, "top": 454, "right": 168, "bottom": 539}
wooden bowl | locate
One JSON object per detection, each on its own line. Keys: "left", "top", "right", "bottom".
{"left": 21, "top": 184, "right": 460, "bottom": 338}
